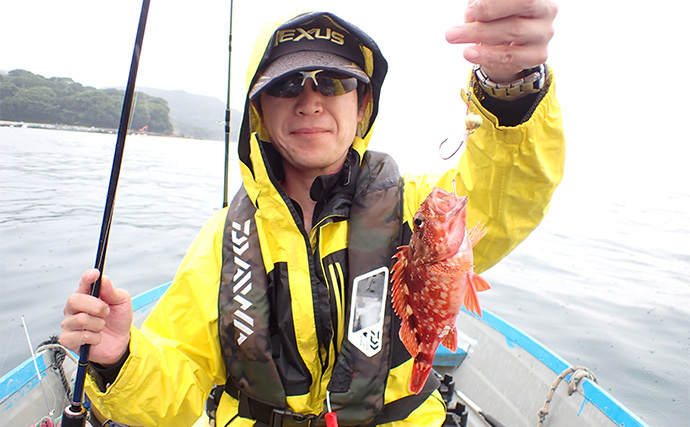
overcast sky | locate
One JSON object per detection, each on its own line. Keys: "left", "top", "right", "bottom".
{"left": 2, "top": 1, "right": 471, "bottom": 106}
{"left": 1, "top": 0, "right": 686, "bottom": 176}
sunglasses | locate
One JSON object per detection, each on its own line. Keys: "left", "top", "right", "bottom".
{"left": 264, "top": 69, "right": 359, "bottom": 98}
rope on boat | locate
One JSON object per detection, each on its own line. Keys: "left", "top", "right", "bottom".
{"left": 537, "top": 365, "right": 597, "bottom": 425}
{"left": 36, "top": 342, "right": 79, "bottom": 365}
{"left": 37, "top": 337, "right": 78, "bottom": 400}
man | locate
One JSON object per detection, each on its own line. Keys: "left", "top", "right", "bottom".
{"left": 61, "top": 2, "right": 563, "bottom": 426}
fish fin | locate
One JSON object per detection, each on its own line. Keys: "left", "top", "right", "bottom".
{"left": 441, "top": 326, "right": 458, "bottom": 351}
{"left": 467, "top": 222, "right": 487, "bottom": 248}
{"left": 471, "top": 272, "right": 491, "bottom": 292}
{"left": 463, "top": 273, "right": 483, "bottom": 317}
{"left": 392, "top": 248, "right": 420, "bottom": 356}
{"left": 392, "top": 245, "right": 409, "bottom": 261}
{"left": 399, "top": 318, "right": 419, "bottom": 357}
{"left": 391, "top": 247, "right": 409, "bottom": 318}
{"left": 409, "top": 353, "right": 434, "bottom": 394}
{"left": 390, "top": 246, "right": 408, "bottom": 287}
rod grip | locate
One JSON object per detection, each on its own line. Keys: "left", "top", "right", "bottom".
{"left": 61, "top": 404, "right": 87, "bottom": 427}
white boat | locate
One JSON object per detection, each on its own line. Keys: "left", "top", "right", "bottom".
{"left": 0, "top": 283, "right": 168, "bottom": 427}
{"left": 0, "top": 282, "right": 650, "bottom": 427}
{"left": 434, "top": 309, "right": 651, "bottom": 426}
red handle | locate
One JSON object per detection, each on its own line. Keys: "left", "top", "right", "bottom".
{"left": 325, "top": 412, "right": 338, "bottom": 427}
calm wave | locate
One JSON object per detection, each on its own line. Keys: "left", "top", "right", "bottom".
{"left": 0, "top": 127, "right": 687, "bottom": 426}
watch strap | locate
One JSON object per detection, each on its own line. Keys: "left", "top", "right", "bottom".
{"left": 474, "top": 64, "right": 546, "bottom": 100}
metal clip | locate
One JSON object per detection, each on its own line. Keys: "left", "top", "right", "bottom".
{"left": 270, "top": 408, "right": 317, "bottom": 427}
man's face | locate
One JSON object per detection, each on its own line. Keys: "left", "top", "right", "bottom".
{"left": 259, "top": 78, "right": 366, "bottom": 177}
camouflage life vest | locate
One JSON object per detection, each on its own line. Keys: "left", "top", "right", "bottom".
{"left": 218, "top": 151, "right": 438, "bottom": 426}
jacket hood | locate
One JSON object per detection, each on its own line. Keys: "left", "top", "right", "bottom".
{"left": 237, "top": 11, "right": 388, "bottom": 199}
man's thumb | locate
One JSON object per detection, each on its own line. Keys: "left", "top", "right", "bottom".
{"left": 98, "top": 274, "right": 130, "bottom": 306}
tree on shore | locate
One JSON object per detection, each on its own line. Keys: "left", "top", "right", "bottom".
{"left": 0, "top": 69, "right": 173, "bottom": 134}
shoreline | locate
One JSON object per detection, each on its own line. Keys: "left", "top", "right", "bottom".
{"left": 0, "top": 120, "right": 199, "bottom": 139}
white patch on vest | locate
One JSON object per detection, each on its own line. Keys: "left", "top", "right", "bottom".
{"left": 233, "top": 268, "right": 251, "bottom": 293}
{"left": 232, "top": 230, "right": 249, "bottom": 255}
{"left": 232, "top": 219, "right": 254, "bottom": 345}
{"left": 233, "top": 294, "right": 252, "bottom": 311}
{"left": 347, "top": 266, "right": 389, "bottom": 357}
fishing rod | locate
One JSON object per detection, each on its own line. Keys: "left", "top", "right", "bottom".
{"left": 455, "top": 388, "right": 506, "bottom": 427}
{"left": 223, "top": 0, "right": 234, "bottom": 208}
{"left": 61, "top": 0, "right": 151, "bottom": 425}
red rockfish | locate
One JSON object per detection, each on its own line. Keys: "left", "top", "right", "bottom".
{"left": 391, "top": 187, "right": 491, "bottom": 394}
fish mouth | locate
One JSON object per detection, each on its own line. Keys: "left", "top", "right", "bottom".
{"left": 429, "top": 188, "right": 468, "bottom": 219}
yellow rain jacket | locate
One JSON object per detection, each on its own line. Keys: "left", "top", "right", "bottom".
{"left": 85, "top": 11, "right": 565, "bottom": 427}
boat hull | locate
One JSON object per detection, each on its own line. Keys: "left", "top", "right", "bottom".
{"left": 437, "top": 308, "right": 650, "bottom": 426}
{"left": 1, "top": 283, "right": 650, "bottom": 427}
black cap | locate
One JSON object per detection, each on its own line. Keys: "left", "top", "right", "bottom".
{"left": 249, "top": 14, "right": 371, "bottom": 99}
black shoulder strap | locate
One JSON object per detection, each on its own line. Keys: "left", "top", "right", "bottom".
{"left": 219, "top": 187, "right": 286, "bottom": 409}
{"left": 328, "top": 151, "right": 419, "bottom": 425}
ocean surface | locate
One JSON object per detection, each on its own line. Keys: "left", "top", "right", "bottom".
{"left": 0, "top": 127, "right": 688, "bottom": 426}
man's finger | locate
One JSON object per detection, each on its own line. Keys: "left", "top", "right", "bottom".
{"left": 76, "top": 268, "right": 101, "bottom": 294}
{"left": 63, "top": 293, "right": 111, "bottom": 318}
{"left": 467, "top": 0, "right": 557, "bottom": 23}
{"left": 61, "top": 311, "right": 108, "bottom": 334}
{"left": 448, "top": 17, "right": 554, "bottom": 47}
{"left": 60, "top": 329, "right": 103, "bottom": 350}
{"left": 464, "top": 44, "right": 548, "bottom": 74}
{"left": 98, "top": 275, "right": 131, "bottom": 306}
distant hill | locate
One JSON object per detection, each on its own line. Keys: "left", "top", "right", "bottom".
{"left": 135, "top": 87, "right": 241, "bottom": 141}
{"left": 0, "top": 69, "right": 173, "bottom": 133}
{"left": 0, "top": 69, "right": 242, "bottom": 140}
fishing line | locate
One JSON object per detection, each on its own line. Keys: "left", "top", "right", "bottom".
{"left": 439, "top": 70, "right": 483, "bottom": 196}
{"left": 0, "top": 318, "right": 21, "bottom": 374}
{"left": 62, "top": 0, "right": 151, "bottom": 425}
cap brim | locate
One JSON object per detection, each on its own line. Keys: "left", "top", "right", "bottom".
{"left": 249, "top": 51, "right": 370, "bottom": 99}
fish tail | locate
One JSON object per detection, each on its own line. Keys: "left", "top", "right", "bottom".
{"left": 409, "top": 353, "right": 434, "bottom": 394}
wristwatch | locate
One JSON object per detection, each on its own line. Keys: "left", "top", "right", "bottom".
{"left": 473, "top": 64, "right": 547, "bottom": 100}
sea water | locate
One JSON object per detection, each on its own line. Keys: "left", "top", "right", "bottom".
{"left": 0, "top": 127, "right": 688, "bottom": 426}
